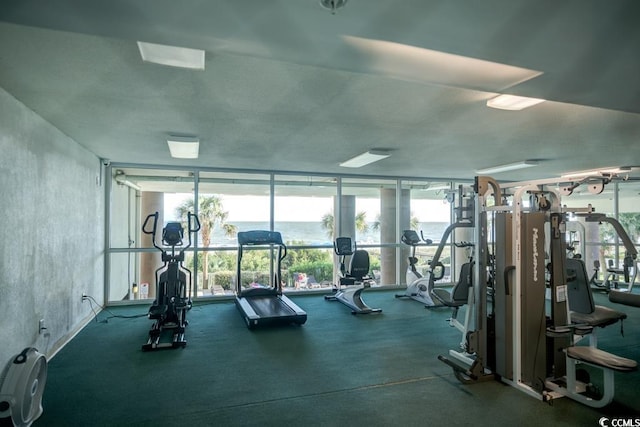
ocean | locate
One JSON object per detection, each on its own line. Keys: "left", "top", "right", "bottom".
{"left": 211, "top": 221, "right": 449, "bottom": 246}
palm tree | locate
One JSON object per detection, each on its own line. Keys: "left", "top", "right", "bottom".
{"left": 321, "top": 213, "right": 334, "bottom": 239}
{"left": 371, "top": 212, "right": 419, "bottom": 232}
{"left": 176, "top": 195, "right": 237, "bottom": 286}
{"left": 321, "top": 211, "right": 369, "bottom": 239}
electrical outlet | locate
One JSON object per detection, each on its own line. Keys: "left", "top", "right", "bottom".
{"left": 39, "top": 319, "right": 46, "bottom": 335}
{"left": 82, "top": 293, "right": 88, "bottom": 302}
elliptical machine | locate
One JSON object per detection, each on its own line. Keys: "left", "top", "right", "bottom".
{"left": 324, "top": 237, "right": 382, "bottom": 314}
{"left": 141, "top": 211, "right": 200, "bottom": 351}
{"left": 395, "top": 230, "right": 444, "bottom": 306}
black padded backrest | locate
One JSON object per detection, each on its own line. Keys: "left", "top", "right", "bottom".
{"left": 451, "top": 262, "right": 473, "bottom": 303}
{"left": 349, "top": 249, "right": 370, "bottom": 280}
{"left": 566, "top": 257, "right": 596, "bottom": 315}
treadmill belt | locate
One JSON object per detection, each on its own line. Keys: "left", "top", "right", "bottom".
{"left": 248, "top": 296, "right": 295, "bottom": 317}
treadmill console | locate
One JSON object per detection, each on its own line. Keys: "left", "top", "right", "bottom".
{"left": 238, "top": 230, "right": 283, "bottom": 246}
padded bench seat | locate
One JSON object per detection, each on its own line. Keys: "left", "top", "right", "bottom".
{"left": 570, "top": 305, "right": 627, "bottom": 329}
{"left": 566, "top": 346, "right": 637, "bottom": 372}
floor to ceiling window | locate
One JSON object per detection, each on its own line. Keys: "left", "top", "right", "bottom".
{"left": 403, "top": 181, "right": 454, "bottom": 285}
{"left": 340, "top": 177, "right": 400, "bottom": 285}
{"left": 547, "top": 179, "right": 639, "bottom": 289}
{"left": 195, "top": 171, "right": 271, "bottom": 296}
{"left": 274, "top": 175, "right": 336, "bottom": 290}
{"left": 106, "top": 166, "right": 638, "bottom": 305}
{"left": 108, "top": 168, "right": 196, "bottom": 302}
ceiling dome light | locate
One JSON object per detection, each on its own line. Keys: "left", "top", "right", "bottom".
{"left": 319, "top": 0, "right": 348, "bottom": 14}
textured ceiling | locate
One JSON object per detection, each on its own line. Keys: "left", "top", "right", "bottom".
{"left": 1, "top": 0, "right": 639, "bottom": 184}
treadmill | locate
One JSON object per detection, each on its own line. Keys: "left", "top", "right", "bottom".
{"left": 235, "top": 230, "right": 307, "bottom": 329}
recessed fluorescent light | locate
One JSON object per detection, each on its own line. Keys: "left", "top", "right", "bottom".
{"left": 137, "top": 41, "right": 205, "bottom": 70}
{"left": 167, "top": 136, "right": 200, "bottom": 159}
{"left": 487, "top": 94, "right": 545, "bottom": 111}
{"left": 476, "top": 160, "right": 538, "bottom": 175}
{"left": 340, "top": 149, "right": 391, "bottom": 168}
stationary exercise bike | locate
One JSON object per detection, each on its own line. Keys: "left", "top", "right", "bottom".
{"left": 395, "top": 230, "right": 444, "bottom": 307}
{"left": 324, "top": 237, "right": 382, "bottom": 314}
{"left": 141, "top": 211, "right": 200, "bottom": 351}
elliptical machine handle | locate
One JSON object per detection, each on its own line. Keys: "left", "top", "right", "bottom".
{"left": 142, "top": 212, "right": 163, "bottom": 252}
{"left": 188, "top": 212, "right": 201, "bottom": 233}
{"left": 142, "top": 212, "right": 159, "bottom": 235}
{"left": 182, "top": 212, "right": 201, "bottom": 250}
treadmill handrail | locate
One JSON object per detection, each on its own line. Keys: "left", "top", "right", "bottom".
{"left": 236, "top": 230, "right": 287, "bottom": 296}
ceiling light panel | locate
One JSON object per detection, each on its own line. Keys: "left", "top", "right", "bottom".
{"left": 137, "top": 41, "right": 205, "bottom": 70}
{"left": 340, "top": 150, "right": 390, "bottom": 168}
{"left": 167, "top": 136, "right": 200, "bottom": 159}
{"left": 487, "top": 94, "right": 545, "bottom": 111}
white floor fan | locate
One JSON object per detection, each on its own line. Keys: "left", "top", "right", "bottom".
{"left": 0, "top": 348, "right": 47, "bottom": 427}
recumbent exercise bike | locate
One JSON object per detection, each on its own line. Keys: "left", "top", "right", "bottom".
{"left": 324, "top": 237, "right": 382, "bottom": 314}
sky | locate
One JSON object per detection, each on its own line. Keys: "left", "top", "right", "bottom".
{"left": 164, "top": 193, "right": 451, "bottom": 223}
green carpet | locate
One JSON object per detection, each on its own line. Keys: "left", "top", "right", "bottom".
{"left": 38, "top": 290, "right": 640, "bottom": 426}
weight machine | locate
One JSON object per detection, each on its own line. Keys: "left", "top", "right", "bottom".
{"left": 438, "top": 176, "right": 637, "bottom": 408}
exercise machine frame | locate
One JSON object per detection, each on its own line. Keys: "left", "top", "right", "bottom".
{"left": 141, "top": 211, "right": 200, "bottom": 351}
{"left": 235, "top": 230, "right": 307, "bottom": 329}
{"left": 325, "top": 237, "right": 382, "bottom": 315}
{"left": 394, "top": 230, "right": 439, "bottom": 306}
{"left": 438, "top": 176, "right": 637, "bottom": 408}
{"left": 396, "top": 186, "right": 475, "bottom": 307}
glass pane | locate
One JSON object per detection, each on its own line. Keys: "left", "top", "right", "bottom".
{"left": 197, "top": 248, "right": 237, "bottom": 296}
{"left": 282, "top": 247, "right": 335, "bottom": 290}
{"left": 109, "top": 168, "right": 196, "bottom": 303}
{"left": 405, "top": 180, "right": 452, "bottom": 241}
{"left": 403, "top": 180, "right": 455, "bottom": 284}
{"left": 563, "top": 183, "right": 616, "bottom": 283}
{"left": 198, "top": 171, "right": 271, "bottom": 245}
{"left": 274, "top": 175, "right": 336, "bottom": 292}
{"left": 341, "top": 178, "right": 397, "bottom": 245}
{"left": 110, "top": 167, "right": 195, "bottom": 249}
{"left": 108, "top": 252, "right": 138, "bottom": 302}
{"left": 274, "top": 175, "right": 336, "bottom": 245}
{"left": 197, "top": 171, "right": 271, "bottom": 295}
{"left": 342, "top": 177, "right": 397, "bottom": 285}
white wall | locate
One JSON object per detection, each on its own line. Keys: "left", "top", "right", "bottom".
{"left": 0, "top": 88, "right": 104, "bottom": 364}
